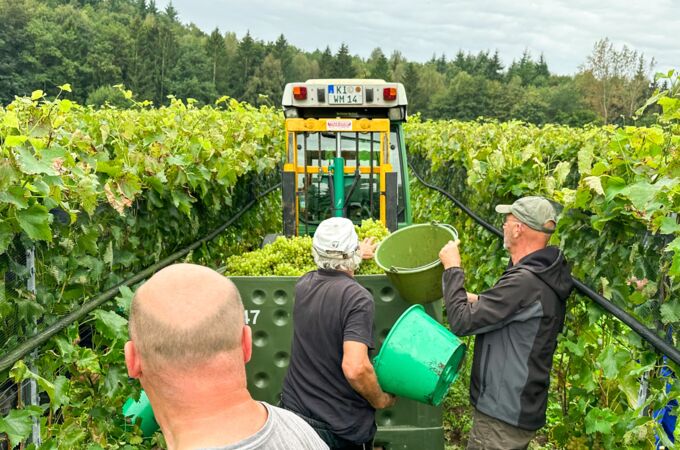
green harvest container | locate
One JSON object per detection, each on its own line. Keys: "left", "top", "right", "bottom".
{"left": 122, "top": 391, "right": 159, "bottom": 437}
{"left": 374, "top": 223, "right": 458, "bottom": 304}
{"left": 373, "top": 304, "right": 466, "bottom": 406}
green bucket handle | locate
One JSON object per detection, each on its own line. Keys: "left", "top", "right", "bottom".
{"left": 431, "top": 221, "right": 459, "bottom": 241}
{"left": 385, "top": 222, "right": 457, "bottom": 274}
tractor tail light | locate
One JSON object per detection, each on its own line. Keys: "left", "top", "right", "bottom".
{"left": 383, "top": 87, "right": 397, "bottom": 101}
{"left": 293, "top": 86, "right": 307, "bottom": 100}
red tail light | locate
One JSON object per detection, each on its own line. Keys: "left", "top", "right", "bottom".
{"left": 293, "top": 86, "right": 307, "bottom": 100}
{"left": 383, "top": 87, "right": 397, "bottom": 101}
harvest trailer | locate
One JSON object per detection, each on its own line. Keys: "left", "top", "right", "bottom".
{"left": 239, "top": 80, "right": 445, "bottom": 450}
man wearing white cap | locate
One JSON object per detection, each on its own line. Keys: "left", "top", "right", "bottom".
{"left": 439, "top": 196, "right": 574, "bottom": 450}
{"left": 281, "top": 217, "right": 396, "bottom": 450}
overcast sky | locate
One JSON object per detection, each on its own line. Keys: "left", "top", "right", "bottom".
{"left": 159, "top": 0, "right": 679, "bottom": 75}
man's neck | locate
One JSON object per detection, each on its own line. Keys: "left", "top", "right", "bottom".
{"left": 153, "top": 386, "right": 268, "bottom": 450}
{"left": 321, "top": 267, "right": 354, "bottom": 277}
{"left": 510, "top": 242, "right": 547, "bottom": 265}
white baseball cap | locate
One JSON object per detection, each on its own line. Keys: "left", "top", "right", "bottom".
{"left": 312, "top": 217, "right": 359, "bottom": 259}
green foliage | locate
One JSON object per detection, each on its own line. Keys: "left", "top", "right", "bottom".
{"left": 0, "top": 406, "right": 42, "bottom": 447}
{"left": 0, "top": 92, "right": 284, "bottom": 446}
{"left": 408, "top": 71, "right": 680, "bottom": 448}
{"left": 86, "top": 85, "right": 135, "bottom": 108}
{"left": 441, "top": 338, "right": 474, "bottom": 448}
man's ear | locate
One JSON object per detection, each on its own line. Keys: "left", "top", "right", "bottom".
{"left": 242, "top": 325, "right": 252, "bottom": 364}
{"left": 514, "top": 223, "right": 524, "bottom": 239}
{"left": 125, "top": 341, "right": 142, "bottom": 379}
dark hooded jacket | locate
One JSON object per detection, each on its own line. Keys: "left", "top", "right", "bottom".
{"left": 443, "top": 246, "right": 573, "bottom": 430}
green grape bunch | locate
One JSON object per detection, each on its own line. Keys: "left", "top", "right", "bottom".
{"left": 224, "top": 219, "right": 391, "bottom": 276}
{"left": 224, "top": 236, "right": 316, "bottom": 276}
{"left": 354, "top": 219, "right": 390, "bottom": 275}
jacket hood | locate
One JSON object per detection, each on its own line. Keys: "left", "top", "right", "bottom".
{"left": 511, "top": 246, "right": 574, "bottom": 301}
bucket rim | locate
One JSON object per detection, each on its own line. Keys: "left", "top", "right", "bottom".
{"left": 374, "top": 222, "right": 458, "bottom": 274}
{"left": 380, "top": 258, "right": 441, "bottom": 274}
{"left": 431, "top": 343, "right": 467, "bottom": 405}
{"left": 373, "top": 304, "right": 426, "bottom": 369}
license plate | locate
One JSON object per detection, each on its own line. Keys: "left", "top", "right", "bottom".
{"left": 328, "top": 85, "right": 363, "bottom": 104}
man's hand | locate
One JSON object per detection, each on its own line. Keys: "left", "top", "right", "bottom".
{"left": 439, "top": 240, "right": 461, "bottom": 270}
{"left": 375, "top": 393, "right": 397, "bottom": 409}
{"left": 342, "top": 341, "right": 396, "bottom": 410}
{"left": 359, "top": 237, "right": 378, "bottom": 260}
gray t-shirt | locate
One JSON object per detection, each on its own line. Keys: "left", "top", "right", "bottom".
{"left": 199, "top": 402, "right": 328, "bottom": 450}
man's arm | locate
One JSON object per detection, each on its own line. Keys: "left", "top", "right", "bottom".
{"left": 342, "top": 341, "right": 396, "bottom": 409}
{"left": 439, "top": 240, "right": 525, "bottom": 336}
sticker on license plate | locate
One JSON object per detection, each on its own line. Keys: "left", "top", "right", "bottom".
{"left": 328, "top": 85, "right": 363, "bottom": 104}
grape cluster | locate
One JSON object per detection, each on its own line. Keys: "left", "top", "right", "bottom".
{"left": 224, "top": 235, "right": 315, "bottom": 276}
{"left": 355, "top": 218, "right": 390, "bottom": 242}
{"left": 224, "top": 219, "right": 391, "bottom": 276}
{"left": 355, "top": 219, "right": 390, "bottom": 275}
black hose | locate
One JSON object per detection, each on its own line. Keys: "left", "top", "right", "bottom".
{"left": 409, "top": 161, "right": 680, "bottom": 367}
{"left": 409, "top": 162, "right": 502, "bottom": 239}
{"left": 343, "top": 170, "right": 362, "bottom": 216}
{"left": 0, "top": 183, "right": 282, "bottom": 373}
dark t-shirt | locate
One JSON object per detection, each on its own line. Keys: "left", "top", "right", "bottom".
{"left": 281, "top": 269, "right": 376, "bottom": 444}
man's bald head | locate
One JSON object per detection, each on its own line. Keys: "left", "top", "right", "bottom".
{"left": 129, "top": 264, "right": 244, "bottom": 371}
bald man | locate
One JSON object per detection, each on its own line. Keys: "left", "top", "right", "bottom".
{"left": 125, "top": 263, "right": 328, "bottom": 450}
{"left": 439, "top": 197, "right": 574, "bottom": 450}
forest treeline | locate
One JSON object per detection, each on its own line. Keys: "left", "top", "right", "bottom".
{"left": 0, "top": 0, "right": 662, "bottom": 125}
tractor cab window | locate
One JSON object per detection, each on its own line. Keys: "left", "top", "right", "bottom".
{"left": 295, "top": 129, "right": 403, "bottom": 226}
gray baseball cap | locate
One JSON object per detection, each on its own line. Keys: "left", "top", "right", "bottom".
{"left": 495, "top": 196, "right": 557, "bottom": 234}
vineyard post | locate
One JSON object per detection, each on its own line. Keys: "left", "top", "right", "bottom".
{"left": 20, "top": 247, "right": 41, "bottom": 447}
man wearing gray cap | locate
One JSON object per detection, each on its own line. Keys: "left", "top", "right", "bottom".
{"left": 439, "top": 196, "right": 574, "bottom": 450}
{"left": 281, "top": 217, "right": 396, "bottom": 450}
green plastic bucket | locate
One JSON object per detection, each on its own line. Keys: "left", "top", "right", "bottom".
{"left": 375, "top": 222, "right": 458, "bottom": 304}
{"left": 373, "top": 305, "right": 466, "bottom": 406}
{"left": 122, "top": 390, "right": 159, "bottom": 437}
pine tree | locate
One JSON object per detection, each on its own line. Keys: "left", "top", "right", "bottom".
{"left": 334, "top": 43, "right": 356, "bottom": 78}
{"left": 206, "top": 28, "right": 225, "bottom": 88}
{"left": 147, "top": 0, "right": 157, "bottom": 14}
{"left": 244, "top": 54, "right": 285, "bottom": 106}
{"left": 319, "top": 46, "right": 334, "bottom": 77}
{"left": 273, "top": 34, "right": 292, "bottom": 78}
{"left": 537, "top": 54, "right": 550, "bottom": 78}
{"left": 436, "top": 54, "right": 447, "bottom": 74}
{"left": 487, "top": 50, "right": 504, "bottom": 81}
{"left": 164, "top": 1, "right": 178, "bottom": 21}
{"left": 369, "top": 48, "right": 390, "bottom": 80}
{"left": 389, "top": 50, "right": 405, "bottom": 73}
{"left": 230, "top": 31, "right": 264, "bottom": 97}
{"left": 135, "top": 0, "right": 146, "bottom": 15}
{"left": 402, "top": 62, "right": 420, "bottom": 111}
